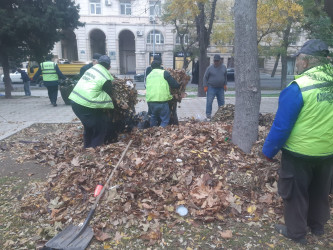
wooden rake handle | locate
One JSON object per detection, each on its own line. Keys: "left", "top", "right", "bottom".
{"left": 92, "top": 139, "right": 133, "bottom": 209}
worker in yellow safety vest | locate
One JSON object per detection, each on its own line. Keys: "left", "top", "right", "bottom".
{"left": 263, "top": 39, "right": 333, "bottom": 244}
{"left": 69, "top": 55, "right": 116, "bottom": 148}
{"left": 32, "top": 55, "right": 66, "bottom": 106}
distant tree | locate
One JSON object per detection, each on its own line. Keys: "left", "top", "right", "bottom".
{"left": 195, "top": 0, "right": 218, "bottom": 97}
{"left": 232, "top": 0, "right": 261, "bottom": 153}
{"left": 210, "top": 0, "right": 235, "bottom": 57}
{"left": 302, "top": 0, "right": 333, "bottom": 45}
{"left": 0, "top": 0, "right": 83, "bottom": 98}
{"left": 256, "top": 0, "right": 303, "bottom": 87}
{"left": 160, "top": 0, "right": 217, "bottom": 97}
{"left": 161, "top": 0, "right": 198, "bottom": 70}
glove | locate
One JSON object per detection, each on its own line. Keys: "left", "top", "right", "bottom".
{"left": 204, "top": 86, "right": 208, "bottom": 92}
{"left": 224, "top": 85, "right": 227, "bottom": 92}
{"left": 264, "top": 156, "right": 274, "bottom": 162}
{"left": 262, "top": 153, "right": 275, "bottom": 162}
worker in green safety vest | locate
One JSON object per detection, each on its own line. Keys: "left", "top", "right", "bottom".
{"left": 146, "top": 59, "right": 180, "bottom": 127}
{"left": 69, "top": 55, "right": 115, "bottom": 148}
{"left": 32, "top": 54, "right": 66, "bottom": 107}
{"left": 263, "top": 39, "right": 333, "bottom": 244}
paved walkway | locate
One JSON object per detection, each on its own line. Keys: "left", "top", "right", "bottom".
{"left": 0, "top": 88, "right": 278, "bottom": 141}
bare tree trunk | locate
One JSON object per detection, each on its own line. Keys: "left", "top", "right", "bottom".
{"left": 271, "top": 53, "right": 280, "bottom": 77}
{"left": 0, "top": 49, "right": 13, "bottom": 98}
{"left": 195, "top": 0, "right": 217, "bottom": 97}
{"left": 280, "top": 54, "right": 288, "bottom": 89}
{"left": 280, "top": 21, "right": 292, "bottom": 89}
{"left": 324, "top": 0, "right": 333, "bottom": 21}
{"left": 232, "top": 0, "right": 261, "bottom": 153}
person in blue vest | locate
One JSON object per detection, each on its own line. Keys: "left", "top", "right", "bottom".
{"left": 146, "top": 59, "right": 180, "bottom": 127}
{"left": 69, "top": 55, "right": 115, "bottom": 148}
{"left": 32, "top": 55, "right": 66, "bottom": 106}
{"left": 262, "top": 39, "right": 333, "bottom": 244}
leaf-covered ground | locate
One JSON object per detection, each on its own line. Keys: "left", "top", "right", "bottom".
{"left": 0, "top": 106, "right": 332, "bottom": 249}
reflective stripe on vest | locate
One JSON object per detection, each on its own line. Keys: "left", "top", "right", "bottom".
{"left": 41, "top": 62, "right": 59, "bottom": 81}
{"left": 146, "top": 69, "right": 172, "bottom": 102}
{"left": 69, "top": 64, "right": 114, "bottom": 109}
{"left": 283, "top": 65, "right": 333, "bottom": 156}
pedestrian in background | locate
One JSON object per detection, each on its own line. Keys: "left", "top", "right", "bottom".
{"left": 146, "top": 59, "right": 180, "bottom": 128}
{"left": 262, "top": 39, "right": 333, "bottom": 244}
{"left": 17, "top": 68, "right": 31, "bottom": 96}
{"left": 203, "top": 54, "right": 227, "bottom": 120}
{"left": 69, "top": 55, "right": 116, "bottom": 148}
{"left": 32, "top": 55, "right": 66, "bottom": 106}
{"left": 79, "top": 53, "right": 102, "bottom": 77}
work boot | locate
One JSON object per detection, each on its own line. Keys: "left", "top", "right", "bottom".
{"left": 275, "top": 224, "right": 307, "bottom": 245}
{"left": 311, "top": 228, "right": 324, "bottom": 236}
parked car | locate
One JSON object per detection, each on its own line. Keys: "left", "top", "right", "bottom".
{"left": 134, "top": 73, "right": 145, "bottom": 82}
{"left": 227, "top": 68, "right": 234, "bottom": 81}
{"left": 0, "top": 69, "right": 26, "bottom": 83}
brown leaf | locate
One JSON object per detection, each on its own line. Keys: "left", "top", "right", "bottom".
{"left": 220, "top": 230, "right": 233, "bottom": 239}
{"left": 94, "top": 229, "right": 112, "bottom": 241}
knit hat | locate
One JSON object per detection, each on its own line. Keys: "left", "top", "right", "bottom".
{"left": 93, "top": 53, "right": 102, "bottom": 60}
{"left": 214, "top": 54, "right": 221, "bottom": 61}
{"left": 293, "top": 39, "right": 329, "bottom": 57}
{"left": 98, "top": 55, "right": 111, "bottom": 67}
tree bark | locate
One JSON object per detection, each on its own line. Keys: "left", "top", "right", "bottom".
{"left": 0, "top": 48, "right": 12, "bottom": 98}
{"left": 195, "top": 0, "right": 217, "bottom": 97}
{"left": 280, "top": 20, "right": 292, "bottom": 89}
{"left": 271, "top": 53, "right": 280, "bottom": 78}
{"left": 232, "top": 0, "right": 261, "bottom": 153}
{"left": 324, "top": 0, "right": 333, "bottom": 22}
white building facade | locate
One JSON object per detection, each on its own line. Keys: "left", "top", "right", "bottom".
{"left": 52, "top": 0, "right": 178, "bottom": 75}
{"left": 51, "top": 0, "right": 306, "bottom": 76}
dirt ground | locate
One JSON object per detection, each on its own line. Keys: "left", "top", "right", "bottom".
{"left": 0, "top": 123, "right": 332, "bottom": 250}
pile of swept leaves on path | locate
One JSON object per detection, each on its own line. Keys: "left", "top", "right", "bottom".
{"left": 18, "top": 105, "right": 287, "bottom": 243}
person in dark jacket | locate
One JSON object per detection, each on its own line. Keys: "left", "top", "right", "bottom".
{"left": 17, "top": 68, "right": 31, "bottom": 96}
{"left": 146, "top": 59, "right": 180, "bottom": 127}
{"left": 79, "top": 53, "right": 102, "bottom": 77}
{"left": 32, "top": 55, "right": 66, "bottom": 106}
{"left": 203, "top": 54, "right": 228, "bottom": 120}
{"left": 262, "top": 39, "right": 333, "bottom": 244}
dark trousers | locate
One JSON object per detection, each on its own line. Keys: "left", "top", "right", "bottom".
{"left": 148, "top": 102, "right": 170, "bottom": 128}
{"left": 46, "top": 85, "right": 59, "bottom": 104}
{"left": 147, "top": 100, "right": 178, "bottom": 126}
{"left": 71, "top": 102, "right": 109, "bottom": 148}
{"left": 169, "top": 100, "right": 179, "bottom": 125}
{"left": 279, "top": 151, "right": 333, "bottom": 239}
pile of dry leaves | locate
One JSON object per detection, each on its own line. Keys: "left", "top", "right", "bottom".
{"left": 167, "top": 69, "right": 190, "bottom": 102}
{"left": 18, "top": 105, "right": 286, "bottom": 243}
{"left": 111, "top": 78, "right": 138, "bottom": 116}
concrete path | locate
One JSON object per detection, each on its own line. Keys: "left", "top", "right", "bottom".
{"left": 0, "top": 89, "right": 278, "bottom": 141}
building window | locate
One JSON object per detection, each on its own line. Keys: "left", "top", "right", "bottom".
{"left": 90, "top": 0, "right": 101, "bottom": 15}
{"left": 147, "top": 30, "right": 164, "bottom": 44}
{"left": 120, "top": 1, "right": 131, "bottom": 15}
{"left": 176, "top": 34, "right": 189, "bottom": 44}
{"left": 149, "top": 1, "right": 161, "bottom": 16}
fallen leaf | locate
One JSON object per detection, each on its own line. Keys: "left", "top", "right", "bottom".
{"left": 220, "top": 230, "right": 232, "bottom": 239}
